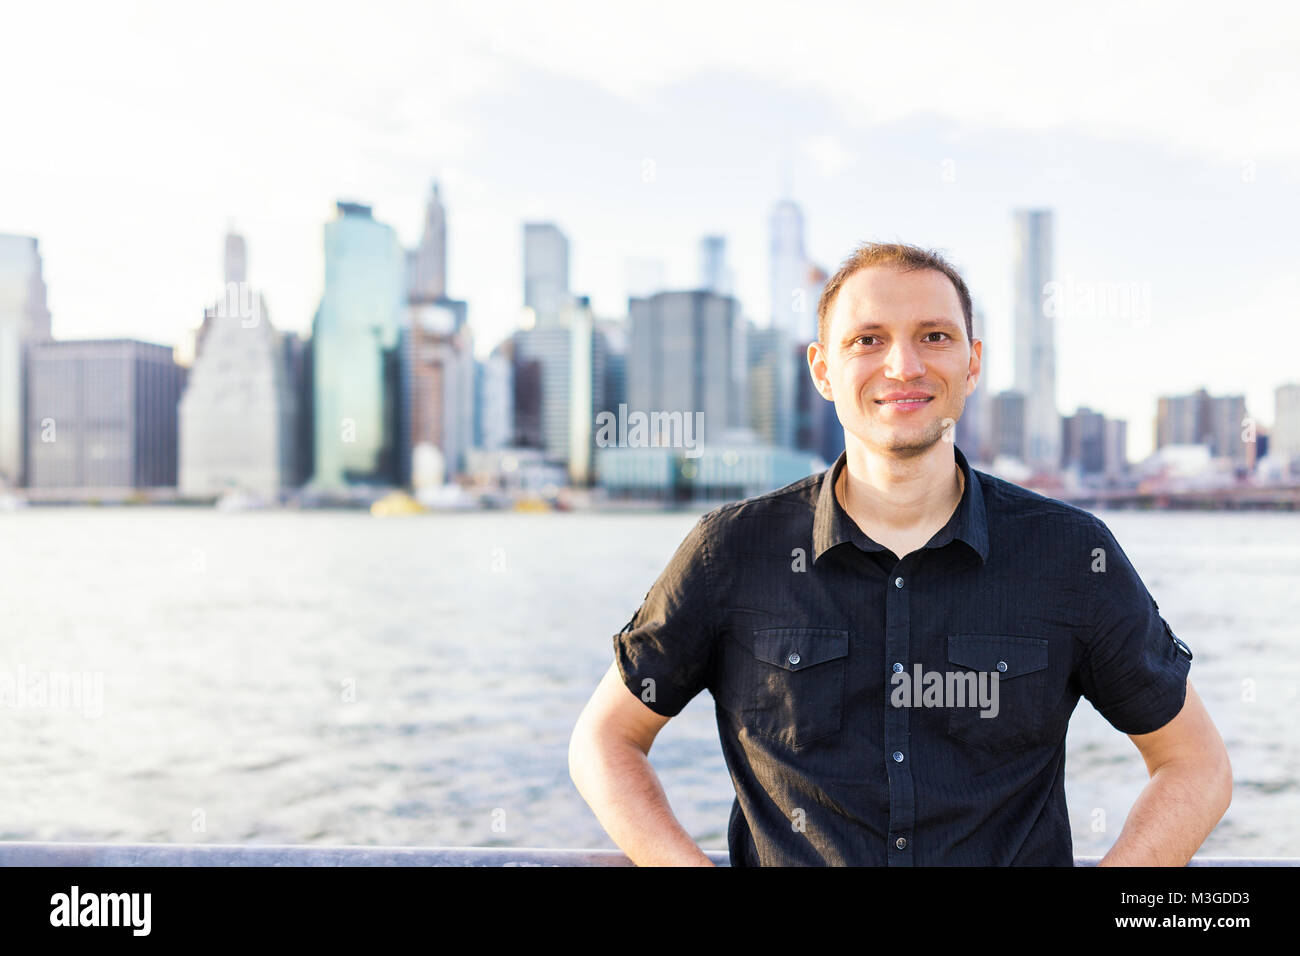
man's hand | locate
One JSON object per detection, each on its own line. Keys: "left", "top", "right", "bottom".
{"left": 568, "top": 663, "right": 716, "bottom": 866}
{"left": 1099, "top": 679, "right": 1232, "bottom": 866}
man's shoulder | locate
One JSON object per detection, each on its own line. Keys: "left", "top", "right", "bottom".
{"left": 695, "top": 468, "right": 825, "bottom": 537}
{"left": 974, "top": 465, "right": 1109, "bottom": 537}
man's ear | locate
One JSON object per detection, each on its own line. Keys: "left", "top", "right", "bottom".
{"left": 965, "top": 338, "right": 982, "bottom": 396}
{"left": 807, "top": 342, "right": 832, "bottom": 401}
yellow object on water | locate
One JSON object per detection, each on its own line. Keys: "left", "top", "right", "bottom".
{"left": 513, "top": 497, "right": 552, "bottom": 512}
{"left": 371, "top": 491, "right": 427, "bottom": 517}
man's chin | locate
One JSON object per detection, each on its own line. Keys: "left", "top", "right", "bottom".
{"left": 856, "top": 423, "right": 950, "bottom": 457}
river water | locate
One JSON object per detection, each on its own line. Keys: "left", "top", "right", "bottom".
{"left": 0, "top": 507, "right": 1296, "bottom": 859}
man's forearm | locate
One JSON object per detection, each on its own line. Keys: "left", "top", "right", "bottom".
{"left": 1098, "top": 758, "right": 1232, "bottom": 866}
{"left": 569, "top": 734, "right": 715, "bottom": 866}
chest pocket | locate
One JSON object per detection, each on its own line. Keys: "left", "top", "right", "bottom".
{"left": 945, "top": 634, "right": 1049, "bottom": 754}
{"left": 719, "top": 626, "right": 850, "bottom": 749}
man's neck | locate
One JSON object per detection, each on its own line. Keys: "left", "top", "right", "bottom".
{"left": 836, "top": 442, "right": 964, "bottom": 545}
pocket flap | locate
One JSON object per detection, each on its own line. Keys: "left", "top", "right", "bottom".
{"left": 751, "top": 627, "right": 850, "bottom": 672}
{"left": 948, "top": 634, "right": 1048, "bottom": 679}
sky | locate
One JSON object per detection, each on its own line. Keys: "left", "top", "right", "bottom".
{"left": 3, "top": 0, "right": 1299, "bottom": 461}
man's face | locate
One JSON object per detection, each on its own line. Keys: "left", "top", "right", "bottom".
{"left": 809, "top": 264, "right": 981, "bottom": 459}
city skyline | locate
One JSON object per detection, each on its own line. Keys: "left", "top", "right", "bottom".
{"left": 3, "top": 3, "right": 1299, "bottom": 464}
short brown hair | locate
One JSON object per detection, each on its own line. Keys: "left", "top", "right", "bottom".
{"left": 817, "top": 242, "right": 973, "bottom": 347}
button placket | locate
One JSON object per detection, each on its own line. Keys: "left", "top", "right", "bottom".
{"left": 883, "top": 554, "right": 916, "bottom": 866}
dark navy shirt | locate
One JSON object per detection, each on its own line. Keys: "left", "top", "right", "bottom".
{"left": 612, "top": 444, "right": 1193, "bottom": 866}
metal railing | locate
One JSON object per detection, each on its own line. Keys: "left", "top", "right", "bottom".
{"left": 0, "top": 842, "right": 1295, "bottom": 866}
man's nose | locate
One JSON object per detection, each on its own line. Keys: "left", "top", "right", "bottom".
{"left": 884, "top": 340, "right": 926, "bottom": 379}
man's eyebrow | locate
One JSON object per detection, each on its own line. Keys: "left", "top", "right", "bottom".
{"left": 844, "top": 317, "right": 963, "bottom": 336}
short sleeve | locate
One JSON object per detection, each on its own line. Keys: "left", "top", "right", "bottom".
{"left": 1079, "top": 519, "right": 1193, "bottom": 735}
{"left": 612, "top": 514, "right": 717, "bottom": 718}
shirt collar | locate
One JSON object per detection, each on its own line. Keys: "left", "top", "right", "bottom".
{"left": 812, "top": 443, "right": 989, "bottom": 566}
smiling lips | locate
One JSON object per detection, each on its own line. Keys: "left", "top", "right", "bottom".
{"left": 875, "top": 392, "right": 933, "bottom": 409}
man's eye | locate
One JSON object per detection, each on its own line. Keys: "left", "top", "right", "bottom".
{"left": 926, "top": 332, "right": 949, "bottom": 342}
{"left": 854, "top": 336, "right": 877, "bottom": 346}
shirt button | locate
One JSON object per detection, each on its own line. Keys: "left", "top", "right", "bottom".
{"left": 892, "top": 662, "right": 903, "bottom": 673}
{"left": 996, "top": 660, "right": 1007, "bottom": 673}
{"left": 788, "top": 652, "right": 801, "bottom": 665}
{"left": 892, "top": 751, "right": 904, "bottom": 762}
{"left": 895, "top": 837, "right": 908, "bottom": 850}
{"left": 894, "top": 576, "right": 904, "bottom": 588}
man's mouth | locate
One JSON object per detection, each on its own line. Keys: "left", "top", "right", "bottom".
{"left": 875, "top": 397, "right": 933, "bottom": 405}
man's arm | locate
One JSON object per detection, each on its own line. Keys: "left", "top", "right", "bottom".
{"left": 568, "top": 663, "right": 715, "bottom": 866}
{"left": 1098, "top": 679, "right": 1232, "bottom": 866}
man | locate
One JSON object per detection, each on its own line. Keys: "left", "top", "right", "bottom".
{"left": 568, "top": 242, "right": 1232, "bottom": 866}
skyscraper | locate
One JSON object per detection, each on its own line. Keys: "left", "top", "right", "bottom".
{"left": 27, "top": 339, "right": 185, "bottom": 492}
{"left": 475, "top": 345, "right": 514, "bottom": 452}
{"left": 407, "top": 181, "right": 447, "bottom": 301}
{"left": 523, "top": 223, "right": 569, "bottom": 326}
{"left": 747, "top": 324, "right": 786, "bottom": 448}
{"left": 309, "top": 202, "right": 405, "bottom": 490}
{"left": 1272, "top": 384, "right": 1300, "bottom": 468}
{"left": 224, "top": 231, "right": 247, "bottom": 285}
{"left": 400, "top": 298, "right": 473, "bottom": 486}
{"left": 1155, "top": 387, "right": 1249, "bottom": 464}
{"left": 400, "top": 182, "right": 473, "bottom": 486}
{"left": 178, "top": 230, "right": 298, "bottom": 498}
{"left": 992, "top": 390, "right": 1027, "bottom": 461}
{"left": 699, "top": 235, "right": 732, "bottom": 295}
{"left": 769, "top": 198, "right": 807, "bottom": 341}
{"left": 1013, "top": 209, "right": 1060, "bottom": 471}
{"left": 566, "top": 297, "right": 608, "bottom": 486}
{"left": 513, "top": 321, "right": 573, "bottom": 463}
{"left": 628, "top": 290, "right": 741, "bottom": 447}
{"left": 0, "top": 234, "right": 52, "bottom": 487}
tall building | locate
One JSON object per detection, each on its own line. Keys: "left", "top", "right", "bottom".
{"left": 281, "top": 330, "right": 313, "bottom": 486}
{"left": 1155, "top": 389, "right": 1205, "bottom": 447}
{"left": 567, "top": 298, "right": 608, "bottom": 485}
{"left": 475, "top": 345, "right": 514, "bottom": 452}
{"left": 1271, "top": 383, "right": 1300, "bottom": 466}
{"left": 628, "top": 290, "right": 742, "bottom": 447}
{"left": 991, "top": 390, "right": 1027, "bottom": 461}
{"left": 1013, "top": 209, "right": 1060, "bottom": 471}
{"left": 512, "top": 325, "right": 569, "bottom": 459}
{"left": 399, "top": 298, "right": 473, "bottom": 486}
{"left": 407, "top": 181, "right": 447, "bottom": 301}
{"left": 224, "top": 231, "right": 247, "bottom": 284}
{"left": 26, "top": 339, "right": 185, "bottom": 491}
{"left": 400, "top": 182, "right": 474, "bottom": 486}
{"left": 309, "top": 201, "right": 405, "bottom": 490}
{"left": 178, "top": 231, "right": 298, "bottom": 498}
{"left": 699, "top": 235, "right": 732, "bottom": 295}
{"left": 769, "top": 198, "right": 807, "bottom": 341}
{"left": 596, "top": 317, "right": 628, "bottom": 416}
{"left": 1205, "top": 393, "right": 1249, "bottom": 465}
{"left": 1103, "top": 418, "right": 1128, "bottom": 477}
{"left": 747, "top": 324, "right": 793, "bottom": 449}
{"left": 0, "top": 234, "right": 52, "bottom": 487}
{"left": 523, "top": 223, "right": 569, "bottom": 326}
{"left": 1061, "top": 407, "right": 1107, "bottom": 475}
{"left": 1155, "top": 387, "right": 1249, "bottom": 464}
